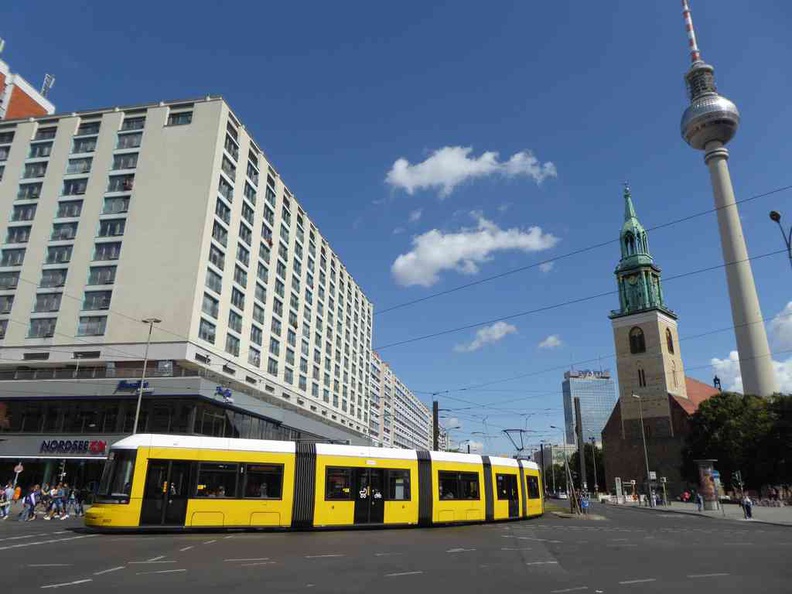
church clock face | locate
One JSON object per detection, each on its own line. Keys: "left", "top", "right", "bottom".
{"left": 627, "top": 275, "right": 638, "bottom": 285}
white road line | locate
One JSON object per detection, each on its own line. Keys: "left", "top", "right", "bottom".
{"left": 501, "top": 547, "right": 532, "bottom": 551}
{"left": 305, "top": 554, "right": 345, "bottom": 559}
{"left": 223, "top": 535, "right": 233, "bottom": 539}
{"left": 29, "top": 564, "right": 73, "bottom": 567}
{"left": 224, "top": 558, "right": 270, "bottom": 562}
{"left": 0, "top": 534, "right": 97, "bottom": 552}
{"left": 135, "top": 569, "right": 187, "bottom": 576}
{"left": 128, "top": 561, "right": 176, "bottom": 565}
{"left": 179, "top": 546, "right": 194, "bottom": 552}
{"left": 374, "top": 552, "right": 403, "bottom": 557}
{"left": 240, "top": 561, "right": 276, "bottom": 567}
{"left": 551, "top": 587, "right": 588, "bottom": 593}
{"left": 619, "top": 578, "right": 656, "bottom": 585}
{"left": 687, "top": 573, "right": 730, "bottom": 579}
{"left": 385, "top": 571, "right": 424, "bottom": 577}
{"left": 147, "top": 556, "right": 165, "bottom": 562}
{"left": 526, "top": 561, "right": 559, "bottom": 566}
{"left": 203, "top": 539, "right": 217, "bottom": 545}
{"left": 93, "top": 566, "right": 125, "bottom": 576}
{"left": 446, "top": 548, "right": 476, "bottom": 553}
{"left": 0, "top": 534, "right": 37, "bottom": 543}
{"left": 41, "top": 579, "right": 93, "bottom": 589}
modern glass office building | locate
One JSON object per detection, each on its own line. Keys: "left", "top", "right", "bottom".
{"left": 562, "top": 370, "right": 617, "bottom": 446}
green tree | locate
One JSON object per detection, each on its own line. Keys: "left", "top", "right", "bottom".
{"left": 569, "top": 443, "right": 604, "bottom": 491}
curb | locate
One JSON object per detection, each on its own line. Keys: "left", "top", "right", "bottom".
{"left": 607, "top": 502, "right": 791, "bottom": 528}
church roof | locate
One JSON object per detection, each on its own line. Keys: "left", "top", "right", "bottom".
{"left": 671, "top": 376, "right": 721, "bottom": 415}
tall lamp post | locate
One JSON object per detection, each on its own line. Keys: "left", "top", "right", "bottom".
{"left": 631, "top": 394, "right": 654, "bottom": 507}
{"left": 589, "top": 437, "right": 599, "bottom": 494}
{"left": 769, "top": 211, "right": 792, "bottom": 270}
{"left": 132, "top": 317, "right": 162, "bottom": 434}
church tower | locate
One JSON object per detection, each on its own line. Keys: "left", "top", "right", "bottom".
{"left": 609, "top": 186, "right": 687, "bottom": 430}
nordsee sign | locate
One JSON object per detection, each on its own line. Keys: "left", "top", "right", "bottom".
{"left": 114, "top": 380, "right": 151, "bottom": 393}
{"left": 39, "top": 439, "right": 107, "bottom": 455}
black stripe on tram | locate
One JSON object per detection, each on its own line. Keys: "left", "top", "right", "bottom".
{"left": 518, "top": 462, "right": 528, "bottom": 518}
{"left": 291, "top": 442, "right": 316, "bottom": 529}
{"left": 482, "top": 456, "right": 494, "bottom": 522}
{"left": 417, "top": 450, "right": 433, "bottom": 527}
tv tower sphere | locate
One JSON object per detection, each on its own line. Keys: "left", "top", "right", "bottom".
{"left": 681, "top": 78, "right": 741, "bottom": 150}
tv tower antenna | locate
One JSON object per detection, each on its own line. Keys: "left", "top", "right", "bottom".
{"left": 678, "top": 0, "right": 778, "bottom": 396}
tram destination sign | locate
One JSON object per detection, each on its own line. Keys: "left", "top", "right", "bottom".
{"left": 39, "top": 439, "right": 108, "bottom": 455}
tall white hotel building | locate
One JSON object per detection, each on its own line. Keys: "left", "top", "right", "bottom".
{"left": 0, "top": 97, "right": 373, "bottom": 486}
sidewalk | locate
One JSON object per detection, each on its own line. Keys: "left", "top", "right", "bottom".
{"left": 612, "top": 500, "right": 792, "bottom": 527}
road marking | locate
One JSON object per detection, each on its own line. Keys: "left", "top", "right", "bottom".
{"left": 446, "top": 548, "right": 476, "bottom": 553}
{"left": 93, "top": 566, "right": 125, "bottom": 576}
{"left": 240, "top": 561, "right": 276, "bottom": 567}
{"left": 385, "top": 571, "right": 424, "bottom": 577}
{"left": 305, "top": 554, "right": 345, "bottom": 558}
{"left": 607, "top": 544, "right": 637, "bottom": 548}
{"left": 128, "top": 561, "right": 176, "bottom": 565}
{"left": 147, "top": 556, "right": 165, "bottom": 562}
{"left": 687, "top": 573, "right": 730, "bottom": 579}
{"left": 224, "top": 558, "right": 270, "bottom": 562}
{"left": 203, "top": 539, "right": 217, "bottom": 545}
{"left": 0, "top": 534, "right": 37, "bottom": 543}
{"left": 179, "top": 546, "right": 194, "bottom": 552}
{"left": 374, "top": 552, "right": 403, "bottom": 557}
{"left": 610, "top": 538, "right": 629, "bottom": 542}
{"left": 136, "top": 569, "right": 187, "bottom": 576}
{"left": 526, "top": 561, "right": 559, "bottom": 566}
{"left": 41, "top": 579, "right": 92, "bottom": 589}
{"left": 551, "top": 588, "right": 588, "bottom": 593}
{"left": 619, "top": 578, "right": 656, "bottom": 585}
{"left": 0, "top": 534, "right": 97, "bottom": 552}
{"left": 29, "top": 564, "right": 73, "bottom": 567}
{"left": 224, "top": 535, "right": 234, "bottom": 539}
{"left": 501, "top": 547, "right": 532, "bottom": 551}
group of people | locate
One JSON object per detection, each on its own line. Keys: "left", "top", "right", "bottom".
{"left": 0, "top": 482, "right": 87, "bottom": 522}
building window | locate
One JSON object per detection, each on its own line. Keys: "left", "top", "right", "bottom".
{"left": 107, "top": 174, "right": 134, "bottom": 193}
{"left": 121, "top": 117, "right": 146, "bottom": 132}
{"left": 87, "top": 265, "right": 116, "bottom": 285}
{"left": 28, "top": 317, "right": 57, "bottom": 338}
{"left": 72, "top": 137, "right": 97, "bottom": 154}
{"left": 236, "top": 244, "right": 250, "bottom": 267}
{"left": 438, "top": 471, "right": 480, "bottom": 500}
{"left": 0, "top": 271, "right": 19, "bottom": 289}
{"left": 6, "top": 226, "right": 31, "bottom": 244}
{"left": 234, "top": 265, "right": 247, "bottom": 287}
{"left": 208, "top": 244, "right": 225, "bottom": 271}
{"left": 29, "top": 142, "right": 53, "bottom": 159}
{"left": 243, "top": 183, "right": 256, "bottom": 205}
{"left": 116, "top": 132, "right": 142, "bottom": 150}
{"left": 40, "top": 268, "right": 68, "bottom": 288}
{"left": 0, "top": 248, "right": 25, "bottom": 267}
{"left": 11, "top": 204, "right": 37, "bottom": 222}
{"left": 225, "top": 334, "right": 240, "bottom": 357}
{"left": 98, "top": 218, "right": 126, "bottom": 237}
{"left": 112, "top": 153, "right": 138, "bottom": 170}
{"left": 34, "top": 293, "right": 63, "bottom": 313}
{"left": 76, "top": 121, "right": 101, "bottom": 136}
{"left": 0, "top": 295, "right": 13, "bottom": 314}
{"left": 231, "top": 288, "right": 245, "bottom": 310}
{"left": 202, "top": 293, "right": 219, "bottom": 319}
{"left": 51, "top": 222, "right": 79, "bottom": 241}
{"left": 0, "top": 319, "right": 7, "bottom": 339}
{"left": 93, "top": 242, "right": 121, "bottom": 261}
{"left": 254, "top": 283, "right": 266, "bottom": 304}
{"left": 218, "top": 177, "right": 233, "bottom": 202}
{"left": 62, "top": 178, "right": 88, "bottom": 196}
{"left": 248, "top": 347, "right": 261, "bottom": 367}
{"left": 199, "top": 318, "right": 216, "bottom": 344}
{"left": 215, "top": 198, "right": 231, "bottom": 224}
{"left": 17, "top": 182, "right": 42, "bottom": 200}
{"left": 239, "top": 223, "right": 252, "bottom": 246}
{"left": 638, "top": 367, "right": 646, "bottom": 388}
{"left": 267, "top": 358, "right": 278, "bottom": 375}
{"left": 250, "top": 325, "right": 263, "bottom": 346}
{"left": 102, "top": 196, "right": 129, "bottom": 215}
{"left": 83, "top": 290, "right": 112, "bottom": 311}
{"left": 221, "top": 156, "right": 236, "bottom": 179}
{"left": 253, "top": 304, "right": 265, "bottom": 324}
{"left": 269, "top": 337, "right": 280, "bottom": 356}
{"left": 205, "top": 268, "right": 223, "bottom": 294}
{"left": 167, "top": 111, "right": 193, "bottom": 126}
{"left": 228, "top": 310, "right": 242, "bottom": 333}
{"left": 271, "top": 317, "right": 282, "bottom": 335}
{"left": 629, "top": 327, "right": 646, "bottom": 354}
{"left": 57, "top": 200, "right": 83, "bottom": 218}
{"left": 46, "top": 245, "right": 73, "bottom": 264}
{"left": 666, "top": 328, "right": 674, "bottom": 354}
{"left": 66, "top": 157, "right": 92, "bottom": 174}
{"left": 212, "top": 221, "right": 228, "bottom": 247}
{"left": 23, "top": 162, "right": 48, "bottom": 179}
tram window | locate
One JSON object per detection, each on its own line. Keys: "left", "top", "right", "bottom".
{"left": 386, "top": 469, "right": 410, "bottom": 500}
{"left": 527, "top": 476, "right": 540, "bottom": 499}
{"left": 195, "top": 462, "right": 238, "bottom": 498}
{"left": 496, "top": 474, "right": 518, "bottom": 500}
{"left": 96, "top": 450, "right": 136, "bottom": 503}
{"left": 244, "top": 464, "right": 283, "bottom": 499}
{"left": 438, "top": 471, "right": 480, "bottom": 500}
{"left": 325, "top": 467, "right": 352, "bottom": 500}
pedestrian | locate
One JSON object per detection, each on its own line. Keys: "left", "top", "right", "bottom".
{"left": 742, "top": 494, "right": 753, "bottom": 519}
{"left": 3, "top": 482, "right": 14, "bottom": 518}
{"left": 696, "top": 492, "right": 704, "bottom": 512}
{"left": 19, "top": 485, "right": 39, "bottom": 521}
{"left": 0, "top": 488, "right": 9, "bottom": 519}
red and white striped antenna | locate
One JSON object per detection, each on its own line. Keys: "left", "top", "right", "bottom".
{"left": 682, "top": 0, "right": 702, "bottom": 63}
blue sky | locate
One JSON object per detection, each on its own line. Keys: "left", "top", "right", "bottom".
{"left": 2, "top": 1, "right": 790, "bottom": 454}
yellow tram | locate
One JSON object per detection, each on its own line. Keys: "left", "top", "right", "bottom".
{"left": 85, "top": 434, "right": 543, "bottom": 530}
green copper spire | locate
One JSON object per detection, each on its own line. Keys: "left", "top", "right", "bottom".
{"left": 610, "top": 185, "right": 675, "bottom": 320}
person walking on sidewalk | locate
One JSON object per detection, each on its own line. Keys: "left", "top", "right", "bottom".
{"left": 696, "top": 492, "right": 704, "bottom": 512}
{"left": 742, "top": 494, "right": 753, "bottom": 519}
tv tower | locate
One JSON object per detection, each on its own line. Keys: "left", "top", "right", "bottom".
{"left": 679, "top": 0, "right": 778, "bottom": 396}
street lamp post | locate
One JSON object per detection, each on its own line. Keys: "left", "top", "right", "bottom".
{"left": 589, "top": 436, "right": 599, "bottom": 494}
{"left": 769, "top": 211, "right": 792, "bottom": 270}
{"left": 132, "top": 317, "right": 162, "bottom": 435}
{"left": 631, "top": 394, "right": 654, "bottom": 508}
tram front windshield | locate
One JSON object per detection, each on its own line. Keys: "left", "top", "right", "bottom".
{"left": 97, "top": 449, "right": 137, "bottom": 503}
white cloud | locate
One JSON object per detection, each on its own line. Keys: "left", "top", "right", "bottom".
{"left": 711, "top": 350, "right": 792, "bottom": 393}
{"left": 462, "top": 440, "right": 484, "bottom": 453}
{"left": 392, "top": 227, "right": 405, "bottom": 235}
{"left": 391, "top": 214, "right": 559, "bottom": 287}
{"left": 769, "top": 301, "right": 792, "bottom": 350}
{"left": 497, "top": 203, "right": 511, "bottom": 213}
{"left": 445, "top": 417, "right": 462, "bottom": 430}
{"left": 539, "top": 261, "right": 554, "bottom": 273}
{"left": 454, "top": 321, "right": 517, "bottom": 353}
{"left": 408, "top": 208, "right": 423, "bottom": 223}
{"left": 538, "top": 335, "right": 563, "bottom": 349}
{"left": 386, "top": 146, "right": 557, "bottom": 197}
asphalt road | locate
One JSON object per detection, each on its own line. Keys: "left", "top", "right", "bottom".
{"left": 2, "top": 503, "right": 791, "bottom": 593}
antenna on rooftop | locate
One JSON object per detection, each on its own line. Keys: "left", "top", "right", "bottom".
{"left": 40, "top": 74, "right": 55, "bottom": 98}
{"left": 0, "top": 38, "right": 5, "bottom": 55}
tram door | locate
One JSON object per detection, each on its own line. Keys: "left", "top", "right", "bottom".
{"left": 499, "top": 474, "right": 520, "bottom": 519}
{"left": 140, "top": 460, "right": 191, "bottom": 526}
{"left": 353, "top": 468, "right": 385, "bottom": 525}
